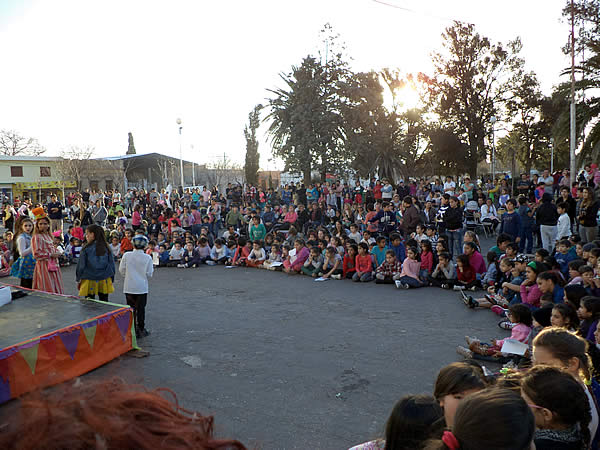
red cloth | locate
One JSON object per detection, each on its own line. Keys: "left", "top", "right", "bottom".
{"left": 457, "top": 265, "right": 476, "bottom": 283}
{"left": 420, "top": 250, "right": 433, "bottom": 273}
{"left": 343, "top": 254, "right": 356, "bottom": 277}
{"left": 355, "top": 254, "right": 373, "bottom": 273}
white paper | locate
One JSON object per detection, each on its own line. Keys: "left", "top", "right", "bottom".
{"left": 0, "top": 287, "right": 11, "bottom": 308}
{"left": 269, "top": 261, "right": 283, "bottom": 267}
{"left": 225, "top": 265, "right": 237, "bottom": 269}
{"left": 152, "top": 253, "right": 159, "bottom": 266}
{"left": 314, "top": 277, "right": 330, "bottom": 282}
{"left": 500, "top": 339, "right": 528, "bottom": 356}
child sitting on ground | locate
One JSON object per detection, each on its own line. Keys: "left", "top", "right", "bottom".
{"left": 343, "top": 244, "right": 357, "bottom": 279}
{"left": 210, "top": 239, "right": 228, "bottom": 265}
{"left": 179, "top": 242, "right": 201, "bottom": 268}
{"left": 481, "top": 251, "right": 500, "bottom": 288}
{"left": 319, "top": 247, "right": 343, "bottom": 279}
{"left": 428, "top": 251, "right": 456, "bottom": 288}
{"left": 395, "top": 247, "right": 424, "bottom": 289}
{"left": 353, "top": 243, "right": 373, "bottom": 282}
{"left": 261, "top": 243, "right": 282, "bottom": 270}
{"left": 301, "top": 246, "right": 323, "bottom": 277}
{"left": 453, "top": 254, "right": 478, "bottom": 291}
{"left": 120, "top": 230, "right": 134, "bottom": 255}
{"left": 109, "top": 236, "right": 121, "bottom": 260}
{"left": 456, "top": 304, "right": 532, "bottom": 360}
{"left": 195, "top": 237, "right": 211, "bottom": 264}
{"left": 158, "top": 244, "right": 169, "bottom": 267}
{"left": 246, "top": 241, "right": 266, "bottom": 268}
{"left": 375, "top": 250, "right": 401, "bottom": 284}
{"left": 168, "top": 240, "right": 185, "bottom": 267}
{"left": 232, "top": 238, "right": 252, "bottom": 266}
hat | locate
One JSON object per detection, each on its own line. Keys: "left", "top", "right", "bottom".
{"left": 132, "top": 235, "right": 148, "bottom": 250}
{"left": 513, "top": 254, "right": 528, "bottom": 263}
{"left": 32, "top": 207, "right": 47, "bottom": 221}
{"left": 52, "top": 230, "right": 62, "bottom": 238}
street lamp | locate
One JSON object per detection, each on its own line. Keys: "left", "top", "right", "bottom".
{"left": 190, "top": 144, "right": 195, "bottom": 187}
{"left": 550, "top": 137, "right": 555, "bottom": 173}
{"left": 490, "top": 116, "right": 497, "bottom": 180}
{"left": 176, "top": 118, "right": 184, "bottom": 190}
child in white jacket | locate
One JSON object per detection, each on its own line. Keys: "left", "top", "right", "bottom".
{"left": 119, "top": 235, "right": 153, "bottom": 338}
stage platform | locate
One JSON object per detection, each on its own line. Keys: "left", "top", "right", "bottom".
{"left": 0, "top": 286, "right": 135, "bottom": 403}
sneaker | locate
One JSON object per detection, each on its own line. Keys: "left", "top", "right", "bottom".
{"left": 141, "top": 328, "right": 150, "bottom": 337}
{"left": 456, "top": 346, "right": 474, "bottom": 359}
{"left": 177, "top": 264, "right": 185, "bottom": 268}
{"left": 401, "top": 282, "right": 410, "bottom": 289}
{"left": 395, "top": 280, "right": 403, "bottom": 289}
{"left": 465, "top": 336, "right": 480, "bottom": 346}
{"left": 491, "top": 305, "right": 508, "bottom": 316}
{"left": 469, "top": 286, "right": 477, "bottom": 291}
{"left": 206, "top": 260, "right": 217, "bottom": 266}
{"left": 441, "top": 283, "right": 449, "bottom": 289}
{"left": 484, "top": 294, "right": 498, "bottom": 305}
{"left": 453, "top": 285, "right": 465, "bottom": 291}
{"left": 498, "top": 320, "right": 514, "bottom": 330}
{"left": 331, "top": 274, "right": 341, "bottom": 280}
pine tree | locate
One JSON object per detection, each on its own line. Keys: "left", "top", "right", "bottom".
{"left": 244, "top": 105, "right": 261, "bottom": 186}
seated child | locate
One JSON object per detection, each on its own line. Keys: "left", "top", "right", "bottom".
{"left": 578, "top": 296, "right": 600, "bottom": 343}
{"left": 353, "top": 242, "right": 374, "bottom": 282}
{"left": 283, "top": 239, "right": 309, "bottom": 274}
{"left": 196, "top": 237, "right": 211, "bottom": 264}
{"left": 210, "top": 239, "right": 228, "bottom": 265}
{"left": 428, "top": 251, "right": 456, "bottom": 288}
{"left": 395, "top": 246, "right": 424, "bottom": 289}
{"left": 120, "top": 230, "right": 134, "bottom": 255}
{"left": 301, "top": 246, "right": 324, "bottom": 277}
{"left": 53, "top": 233, "right": 69, "bottom": 267}
{"left": 158, "top": 244, "right": 170, "bottom": 267}
{"left": 179, "top": 242, "right": 201, "bottom": 268}
{"left": 453, "top": 254, "right": 478, "bottom": 291}
{"left": 168, "top": 241, "right": 185, "bottom": 267}
{"left": 261, "top": 243, "right": 282, "bottom": 270}
{"left": 567, "top": 259, "right": 586, "bottom": 285}
{"left": 233, "top": 238, "right": 252, "bottom": 266}
{"left": 246, "top": 241, "right": 266, "bottom": 268}
{"left": 343, "top": 244, "right": 357, "bottom": 279}
{"left": 109, "top": 236, "right": 121, "bottom": 260}
{"left": 375, "top": 250, "right": 401, "bottom": 284}
{"left": 319, "top": 247, "right": 343, "bottom": 279}
{"left": 457, "top": 304, "right": 532, "bottom": 361}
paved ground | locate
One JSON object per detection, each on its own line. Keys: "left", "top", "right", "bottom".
{"left": 2, "top": 251, "right": 507, "bottom": 449}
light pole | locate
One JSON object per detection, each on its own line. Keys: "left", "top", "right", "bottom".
{"left": 490, "top": 116, "right": 497, "bottom": 180}
{"left": 190, "top": 144, "right": 195, "bottom": 186}
{"left": 550, "top": 137, "right": 555, "bottom": 173}
{"left": 176, "top": 118, "right": 184, "bottom": 190}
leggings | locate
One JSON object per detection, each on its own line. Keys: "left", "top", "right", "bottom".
{"left": 20, "top": 278, "right": 33, "bottom": 289}
{"left": 87, "top": 293, "right": 109, "bottom": 301}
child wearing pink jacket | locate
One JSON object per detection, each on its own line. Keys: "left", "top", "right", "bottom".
{"left": 394, "top": 247, "right": 424, "bottom": 289}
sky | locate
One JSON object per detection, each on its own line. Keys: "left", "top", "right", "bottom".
{"left": 0, "top": 0, "right": 569, "bottom": 170}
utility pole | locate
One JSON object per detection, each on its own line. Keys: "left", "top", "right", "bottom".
{"left": 569, "top": 0, "right": 577, "bottom": 183}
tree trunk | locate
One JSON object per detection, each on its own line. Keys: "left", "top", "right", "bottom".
{"left": 303, "top": 163, "right": 311, "bottom": 186}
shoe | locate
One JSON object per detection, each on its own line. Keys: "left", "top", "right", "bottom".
{"left": 470, "top": 286, "right": 477, "bottom": 291}
{"left": 498, "top": 320, "right": 514, "bottom": 330}
{"left": 401, "top": 282, "right": 410, "bottom": 289}
{"left": 177, "top": 264, "right": 185, "bottom": 268}
{"left": 206, "top": 260, "right": 216, "bottom": 266}
{"left": 491, "top": 305, "right": 508, "bottom": 316}
{"left": 453, "top": 285, "right": 465, "bottom": 291}
{"left": 484, "top": 294, "right": 498, "bottom": 305}
{"left": 395, "top": 280, "right": 402, "bottom": 289}
{"left": 465, "top": 336, "right": 480, "bottom": 346}
{"left": 141, "top": 328, "right": 150, "bottom": 337}
{"left": 441, "top": 284, "right": 449, "bottom": 289}
{"left": 456, "top": 346, "right": 474, "bottom": 359}
{"left": 331, "top": 274, "right": 341, "bottom": 280}
{"left": 468, "top": 296, "right": 478, "bottom": 309}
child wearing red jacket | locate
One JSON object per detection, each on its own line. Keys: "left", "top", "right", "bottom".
{"left": 454, "top": 254, "right": 479, "bottom": 291}
{"left": 419, "top": 240, "right": 434, "bottom": 277}
{"left": 353, "top": 243, "right": 373, "bottom": 282}
{"left": 343, "top": 244, "right": 358, "bottom": 279}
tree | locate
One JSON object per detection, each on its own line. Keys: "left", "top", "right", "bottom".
{"left": 244, "top": 105, "right": 262, "bottom": 185}
{"left": 206, "top": 156, "right": 244, "bottom": 189}
{"left": 429, "top": 22, "right": 524, "bottom": 177}
{"left": 56, "top": 146, "right": 95, "bottom": 190}
{"left": 0, "top": 129, "right": 45, "bottom": 156}
{"left": 127, "top": 132, "right": 136, "bottom": 155}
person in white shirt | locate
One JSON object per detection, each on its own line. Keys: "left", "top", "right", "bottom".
{"left": 443, "top": 176, "right": 456, "bottom": 195}
{"left": 119, "top": 235, "right": 154, "bottom": 337}
{"left": 556, "top": 201, "right": 571, "bottom": 240}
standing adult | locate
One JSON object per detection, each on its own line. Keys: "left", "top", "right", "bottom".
{"left": 444, "top": 196, "right": 464, "bottom": 259}
{"left": 443, "top": 176, "right": 456, "bottom": 195}
{"left": 535, "top": 193, "right": 559, "bottom": 252}
{"left": 381, "top": 180, "right": 394, "bottom": 201}
{"left": 31, "top": 208, "right": 64, "bottom": 294}
{"left": 540, "top": 169, "right": 554, "bottom": 196}
{"left": 578, "top": 186, "right": 600, "bottom": 243}
{"left": 516, "top": 173, "right": 531, "bottom": 198}
{"left": 47, "top": 194, "right": 64, "bottom": 233}
{"left": 91, "top": 199, "right": 108, "bottom": 227}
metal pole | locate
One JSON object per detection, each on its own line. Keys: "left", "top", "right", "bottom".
{"left": 550, "top": 138, "right": 554, "bottom": 173}
{"left": 178, "top": 125, "right": 184, "bottom": 189}
{"left": 492, "top": 126, "right": 496, "bottom": 181}
{"left": 191, "top": 145, "right": 196, "bottom": 186}
{"left": 569, "top": 0, "right": 577, "bottom": 184}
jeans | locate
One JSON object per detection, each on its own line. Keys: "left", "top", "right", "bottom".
{"left": 353, "top": 272, "right": 373, "bottom": 282}
{"left": 398, "top": 275, "right": 424, "bottom": 288}
{"left": 519, "top": 227, "right": 533, "bottom": 253}
{"left": 581, "top": 226, "right": 598, "bottom": 244}
{"left": 447, "top": 229, "right": 463, "bottom": 259}
{"left": 126, "top": 293, "right": 148, "bottom": 331}
{"left": 540, "top": 225, "right": 557, "bottom": 253}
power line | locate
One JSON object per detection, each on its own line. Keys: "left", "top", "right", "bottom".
{"left": 371, "top": 0, "right": 474, "bottom": 25}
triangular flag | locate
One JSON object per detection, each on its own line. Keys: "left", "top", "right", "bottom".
{"left": 40, "top": 336, "right": 57, "bottom": 361}
{"left": 20, "top": 343, "right": 39, "bottom": 375}
{"left": 0, "top": 373, "right": 9, "bottom": 403}
{"left": 59, "top": 328, "right": 81, "bottom": 360}
{"left": 113, "top": 311, "right": 131, "bottom": 342}
{"left": 83, "top": 324, "right": 97, "bottom": 349}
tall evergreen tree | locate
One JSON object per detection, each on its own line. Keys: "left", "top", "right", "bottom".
{"left": 244, "top": 105, "right": 262, "bottom": 186}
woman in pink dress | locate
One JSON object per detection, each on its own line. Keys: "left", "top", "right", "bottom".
{"left": 31, "top": 207, "right": 64, "bottom": 294}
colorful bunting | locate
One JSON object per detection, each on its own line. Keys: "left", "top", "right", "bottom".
{"left": 20, "top": 342, "right": 39, "bottom": 375}
{"left": 82, "top": 324, "right": 97, "bottom": 349}
{"left": 40, "top": 335, "right": 57, "bottom": 360}
{"left": 59, "top": 328, "right": 81, "bottom": 360}
{"left": 113, "top": 312, "right": 131, "bottom": 342}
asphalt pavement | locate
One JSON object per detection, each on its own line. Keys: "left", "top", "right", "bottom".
{"left": 1, "top": 253, "right": 506, "bottom": 449}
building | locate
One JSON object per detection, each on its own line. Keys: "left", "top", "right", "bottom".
{"left": 0, "top": 155, "right": 76, "bottom": 203}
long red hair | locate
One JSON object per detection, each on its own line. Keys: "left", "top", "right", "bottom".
{"left": 0, "top": 377, "right": 246, "bottom": 450}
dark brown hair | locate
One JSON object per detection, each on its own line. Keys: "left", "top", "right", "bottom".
{"left": 384, "top": 395, "right": 442, "bottom": 450}
{"left": 83, "top": 224, "right": 109, "bottom": 256}
{"left": 521, "top": 365, "right": 591, "bottom": 447}
{"left": 433, "top": 362, "right": 486, "bottom": 401}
